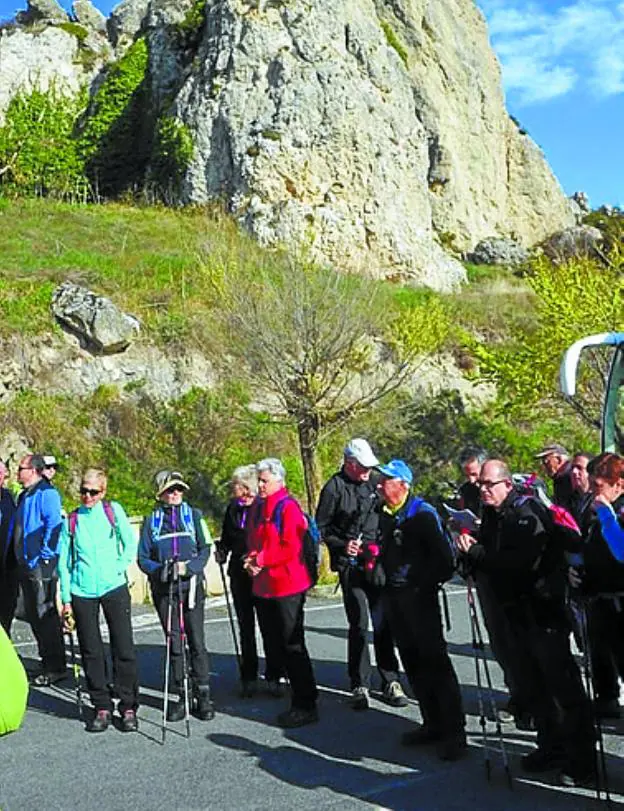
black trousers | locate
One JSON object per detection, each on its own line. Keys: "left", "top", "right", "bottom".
{"left": 385, "top": 587, "right": 465, "bottom": 737}
{"left": 19, "top": 566, "right": 66, "bottom": 673}
{"left": 503, "top": 601, "right": 594, "bottom": 772}
{"left": 255, "top": 592, "right": 318, "bottom": 710}
{"left": 72, "top": 585, "right": 139, "bottom": 713}
{"left": 587, "top": 597, "right": 624, "bottom": 702}
{"left": 0, "top": 567, "right": 18, "bottom": 635}
{"left": 475, "top": 573, "right": 524, "bottom": 707}
{"left": 152, "top": 578, "right": 210, "bottom": 693}
{"left": 339, "top": 568, "right": 400, "bottom": 690}
{"left": 229, "top": 564, "right": 285, "bottom": 682}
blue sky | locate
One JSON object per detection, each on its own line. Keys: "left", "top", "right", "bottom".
{"left": 0, "top": 0, "right": 622, "bottom": 208}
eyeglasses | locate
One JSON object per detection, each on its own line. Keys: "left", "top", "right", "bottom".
{"left": 18, "top": 466, "right": 33, "bottom": 472}
{"left": 477, "top": 479, "right": 508, "bottom": 490}
{"left": 80, "top": 487, "right": 102, "bottom": 497}
{"left": 164, "top": 485, "right": 185, "bottom": 495}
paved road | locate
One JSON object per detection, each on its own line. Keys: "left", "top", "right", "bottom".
{"left": 1, "top": 585, "right": 623, "bottom": 810}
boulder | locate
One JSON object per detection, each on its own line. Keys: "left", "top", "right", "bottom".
{"left": 51, "top": 282, "right": 140, "bottom": 354}
{"left": 541, "top": 226, "right": 604, "bottom": 262}
{"left": 72, "top": 0, "right": 107, "bottom": 35}
{"left": 467, "top": 238, "right": 529, "bottom": 267}
{"left": 16, "top": 0, "right": 68, "bottom": 26}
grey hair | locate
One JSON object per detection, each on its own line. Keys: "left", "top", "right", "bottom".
{"left": 256, "top": 457, "right": 286, "bottom": 484}
{"left": 459, "top": 446, "right": 488, "bottom": 467}
{"left": 231, "top": 464, "right": 258, "bottom": 495}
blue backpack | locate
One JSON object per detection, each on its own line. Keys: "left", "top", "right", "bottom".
{"left": 403, "top": 496, "right": 458, "bottom": 580}
{"left": 271, "top": 497, "right": 322, "bottom": 587}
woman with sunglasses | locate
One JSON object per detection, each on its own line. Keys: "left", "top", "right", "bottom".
{"left": 57, "top": 469, "right": 139, "bottom": 733}
{"left": 138, "top": 470, "right": 214, "bottom": 722}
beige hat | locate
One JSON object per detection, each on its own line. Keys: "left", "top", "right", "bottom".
{"left": 154, "top": 469, "right": 190, "bottom": 496}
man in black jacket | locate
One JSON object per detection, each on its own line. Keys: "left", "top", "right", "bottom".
{"left": 535, "top": 443, "right": 575, "bottom": 512}
{"left": 316, "top": 439, "right": 405, "bottom": 711}
{"left": 458, "top": 459, "right": 595, "bottom": 786}
{"left": 378, "top": 459, "right": 465, "bottom": 760}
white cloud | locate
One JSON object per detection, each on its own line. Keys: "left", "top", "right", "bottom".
{"left": 477, "top": 0, "right": 624, "bottom": 105}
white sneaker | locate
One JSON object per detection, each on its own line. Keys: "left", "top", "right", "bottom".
{"left": 350, "top": 686, "right": 370, "bottom": 710}
{"left": 383, "top": 680, "right": 408, "bottom": 707}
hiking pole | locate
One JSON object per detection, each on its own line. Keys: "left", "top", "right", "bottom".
{"left": 162, "top": 571, "right": 174, "bottom": 745}
{"left": 467, "top": 578, "right": 491, "bottom": 781}
{"left": 65, "top": 624, "right": 83, "bottom": 719}
{"left": 467, "top": 578, "right": 512, "bottom": 788}
{"left": 577, "top": 598, "right": 611, "bottom": 806}
{"left": 177, "top": 562, "right": 192, "bottom": 739}
{"left": 218, "top": 562, "right": 242, "bottom": 681}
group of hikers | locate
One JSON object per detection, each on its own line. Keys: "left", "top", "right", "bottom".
{"left": 1, "top": 439, "right": 624, "bottom": 791}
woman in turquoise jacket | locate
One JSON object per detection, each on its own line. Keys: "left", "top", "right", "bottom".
{"left": 57, "top": 469, "right": 139, "bottom": 734}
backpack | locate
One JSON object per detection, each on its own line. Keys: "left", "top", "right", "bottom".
{"left": 404, "top": 496, "right": 458, "bottom": 581}
{"left": 150, "top": 502, "right": 197, "bottom": 551}
{"left": 68, "top": 501, "right": 121, "bottom": 566}
{"left": 512, "top": 474, "right": 582, "bottom": 551}
{"left": 271, "top": 497, "right": 321, "bottom": 587}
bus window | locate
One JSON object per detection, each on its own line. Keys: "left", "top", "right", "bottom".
{"left": 603, "top": 343, "right": 624, "bottom": 453}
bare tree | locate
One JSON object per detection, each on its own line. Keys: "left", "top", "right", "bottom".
{"left": 206, "top": 255, "right": 448, "bottom": 510}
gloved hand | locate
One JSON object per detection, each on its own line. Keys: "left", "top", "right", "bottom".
{"left": 214, "top": 546, "right": 228, "bottom": 565}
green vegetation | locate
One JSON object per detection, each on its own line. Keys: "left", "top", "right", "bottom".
{"left": 380, "top": 21, "right": 408, "bottom": 67}
{"left": 0, "top": 87, "right": 88, "bottom": 198}
{"left": 57, "top": 22, "right": 89, "bottom": 43}
{"left": 0, "top": 197, "right": 620, "bottom": 525}
{"left": 78, "top": 38, "right": 151, "bottom": 196}
{"left": 150, "top": 116, "right": 194, "bottom": 196}
{"left": 176, "top": 0, "right": 206, "bottom": 41}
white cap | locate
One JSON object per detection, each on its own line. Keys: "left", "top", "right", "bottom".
{"left": 42, "top": 455, "right": 58, "bottom": 467}
{"left": 344, "top": 438, "right": 379, "bottom": 468}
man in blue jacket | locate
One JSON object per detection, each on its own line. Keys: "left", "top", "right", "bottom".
{"left": 13, "top": 454, "right": 66, "bottom": 685}
{"left": 0, "top": 460, "right": 17, "bottom": 634}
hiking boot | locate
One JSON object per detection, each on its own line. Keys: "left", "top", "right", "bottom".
{"left": 166, "top": 697, "right": 186, "bottom": 722}
{"left": 595, "top": 698, "right": 622, "bottom": 720}
{"left": 277, "top": 707, "right": 319, "bottom": 729}
{"left": 521, "top": 748, "right": 567, "bottom": 774}
{"left": 350, "top": 686, "right": 370, "bottom": 711}
{"left": 240, "top": 680, "right": 258, "bottom": 699}
{"left": 120, "top": 709, "right": 139, "bottom": 733}
{"left": 401, "top": 725, "right": 441, "bottom": 746}
{"left": 436, "top": 733, "right": 467, "bottom": 761}
{"left": 497, "top": 700, "right": 515, "bottom": 724}
{"left": 383, "top": 681, "right": 408, "bottom": 708}
{"left": 88, "top": 709, "right": 112, "bottom": 733}
{"left": 195, "top": 688, "right": 215, "bottom": 721}
{"left": 31, "top": 670, "right": 67, "bottom": 687}
{"left": 266, "top": 680, "right": 285, "bottom": 698}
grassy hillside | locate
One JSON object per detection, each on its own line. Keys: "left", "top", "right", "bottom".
{"left": 0, "top": 198, "right": 605, "bottom": 522}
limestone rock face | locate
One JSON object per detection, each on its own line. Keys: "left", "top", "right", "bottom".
{"left": 51, "top": 282, "right": 140, "bottom": 354}
{"left": 149, "top": 0, "right": 573, "bottom": 289}
{"left": 0, "top": 27, "right": 86, "bottom": 122}
{"left": 73, "top": 0, "right": 107, "bottom": 35}
{"left": 16, "top": 0, "right": 69, "bottom": 26}
{"left": 0, "top": 332, "right": 215, "bottom": 403}
{"left": 108, "top": 0, "right": 150, "bottom": 51}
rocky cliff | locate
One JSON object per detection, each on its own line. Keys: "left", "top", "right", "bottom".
{"left": 0, "top": 0, "right": 575, "bottom": 290}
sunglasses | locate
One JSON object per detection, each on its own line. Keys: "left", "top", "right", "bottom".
{"left": 80, "top": 487, "right": 102, "bottom": 497}
{"left": 164, "top": 485, "right": 186, "bottom": 495}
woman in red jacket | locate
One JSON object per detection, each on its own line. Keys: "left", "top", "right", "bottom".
{"left": 244, "top": 458, "right": 318, "bottom": 728}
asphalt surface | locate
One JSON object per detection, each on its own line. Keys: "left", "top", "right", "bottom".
{"left": 2, "top": 585, "right": 623, "bottom": 810}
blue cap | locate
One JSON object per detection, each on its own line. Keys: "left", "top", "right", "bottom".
{"left": 377, "top": 459, "right": 413, "bottom": 485}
